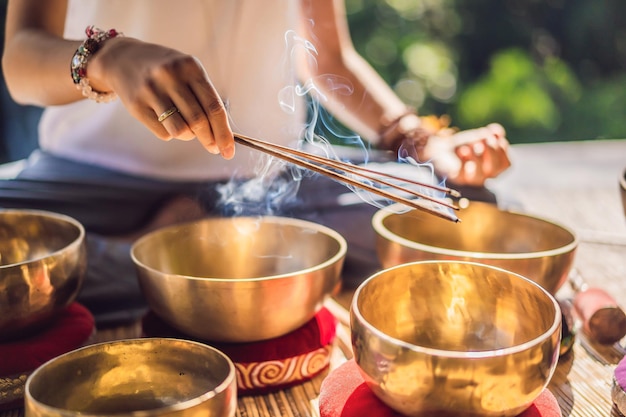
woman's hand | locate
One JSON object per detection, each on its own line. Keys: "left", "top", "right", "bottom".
{"left": 422, "top": 123, "right": 511, "bottom": 187}
{"left": 87, "top": 37, "right": 235, "bottom": 159}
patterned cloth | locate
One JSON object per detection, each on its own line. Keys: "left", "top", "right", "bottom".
{"left": 143, "top": 307, "right": 337, "bottom": 395}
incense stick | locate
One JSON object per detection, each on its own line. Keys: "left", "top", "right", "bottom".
{"left": 234, "top": 133, "right": 460, "bottom": 223}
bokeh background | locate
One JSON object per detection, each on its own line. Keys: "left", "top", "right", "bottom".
{"left": 346, "top": 0, "right": 626, "bottom": 143}
{"left": 2, "top": 0, "right": 625, "bottom": 163}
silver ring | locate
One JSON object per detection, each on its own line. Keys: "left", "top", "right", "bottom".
{"left": 157, "top": 106, "right": 179, "bottom": 123}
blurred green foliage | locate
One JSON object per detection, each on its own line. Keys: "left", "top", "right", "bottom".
{"left": 346, "top": 0, "right": 626, "bottom": 143}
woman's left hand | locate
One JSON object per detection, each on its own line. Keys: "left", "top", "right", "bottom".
{"left": 423, "top": 123, "right": 511, "bottom": 187}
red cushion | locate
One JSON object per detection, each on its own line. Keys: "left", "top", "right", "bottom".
{"left": 319, "top": 359, "right": 561, "bottom": 417}
{"left": 0, "top": 302, "right": 95, "bottom": 376}
{"left": 143, "top": 307, "right": 337, "bottom": 395}
{"left": 0, "top": 303, "right": 95, "bottom": 411}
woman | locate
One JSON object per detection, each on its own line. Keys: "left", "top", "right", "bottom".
{"left": 2, "top": 0, "right": 510, "bottom": 324}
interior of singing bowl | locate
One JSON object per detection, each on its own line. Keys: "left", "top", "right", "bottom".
{"left": 351, "top": 261, "right": 561, "bottom": 417}
{"left": 372, "top": 201, "right": 578, "bottom": 294}
{"left": 0, "top": 209, "right": 86, "bottom": 340}
{"left": 0, "top": 209, "right": 84, "bottom": 267}
{"left": 132, "top": 216, "right": 345, "bottom": 279}
{"left": 355, "top": 262, "right": 559, "bottom": 352}
{"left": 131, "top": 216, "right": 346, "bottom": 342}
{"left": 25, "top": 338, "right": 237, "bottom": 417}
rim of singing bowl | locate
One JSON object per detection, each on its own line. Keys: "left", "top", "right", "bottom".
{"left": 351, "top": 260, "right": 561, "bottom": 358}
{"left": 130, "top": 216, "right": 347, "bottom": 282}
{"left": 0, "top": 208, "right": 85, "bottom": 269}
{"left": 25, "top": 338, "right": 237, "bottom": 417}
{"left": 372, "top": 202, "right": 578, "bottom": 261}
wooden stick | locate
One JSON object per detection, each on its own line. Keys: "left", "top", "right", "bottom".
{"left": 247, "top": 137, "right": 458, "bottom": 210}
{"left": 234, "top": 134, "right": 460, "bottom": 223}
{"left": 237, "top": 133, "right": 460, "bottom": 198}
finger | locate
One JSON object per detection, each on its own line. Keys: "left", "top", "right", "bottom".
{"left": 486, "top": 122, "right": 506, "bottom": 139}
{"left": 198, "top": 91, "right": 234, "bottom": 159}
{"left": 146, "top": 58, "right": 222, "bottom": 154}
{"left": 470, "top": 136, "right": 511, "bottom": 181}
{"left": 458, "top": 160, "right": 480, "bottom": 185}
{"left": 477, "top": 141, "right": 498, "bottom": 178}
{"left": 481, "top": 131, "right": 511, "bottom": 176}
{"left": 156, "top": 104, "right": 196, "bottom": 142}
{"left": 472, "top": 140, "right": 486, "bottom": 157}
{"left": 447, "top": 124, "right": 511, "bottom": 186}
{"left": 164, "top": 85, "right": 220, "bottom": 152}
{"left": 131, "top": 85, "right": 197, "bottom": 143}
{"left": 136, "top": 104, "right": 175, "bottom": 141}
{"left": 189, "top": 66, "right": 235, "bottom": 159}
{"left": 461, "top": 162, "right": 484, "bottom": 186}
{"left": 455, "top": 144, "right": 474, "bottom": 161}
{"left": 463, "top": 137, "right": 492, "bottom": 164}
{"left": 173, "top": 93, "right": 221, "bottom": 153}
{"left": 454, "top": 142, "right": 485, "bottom": 186}
{"left": 486, "top": 138, "right": 512, "bottom": 176}
{"left": 450, "top": 126, "right": 489, "bottom": 148}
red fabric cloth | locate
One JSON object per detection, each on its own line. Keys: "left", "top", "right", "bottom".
{"left": 216, "top": 307, "right": 336, "bottom": 363}
{"left": 0, "top": 303, "right": 95, "bottom": 376}
{"left": 142, "top": 307, "right": 336, "bottom": 362}
{"left": 143, "top": 307, "right": 337, "bottom": 395}
{"left": 319, "top": 359, "right": 561, "bottom": 417}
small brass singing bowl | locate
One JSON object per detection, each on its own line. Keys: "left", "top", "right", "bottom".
{"left": 351, "top": 261, "right": 562, "bottom": 417}
{"left": 25, "top": 338, "right": 237, "bottom": 417}
{"left": 0, "top": 209, "right": 86, "bottom": 341}
{"left": 372, "top": 201, "right": 578, "bottom": 295}
{"left": 131, "top": 216, "right": 346, "bottom": 342}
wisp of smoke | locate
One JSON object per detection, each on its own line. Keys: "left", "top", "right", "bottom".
{"left": 217, "top": 28, "right": 451, "bottom": 219}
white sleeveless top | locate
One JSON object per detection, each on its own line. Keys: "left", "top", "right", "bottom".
{"left": 39, "top": 0, "right": 307, "bottom": 181}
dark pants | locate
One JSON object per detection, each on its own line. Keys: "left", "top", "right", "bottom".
{"left": 0, "top": 151, "right": 389, "bottom": 326}
{"left": 0, "top": 151, "right": 498, "bottom": 327}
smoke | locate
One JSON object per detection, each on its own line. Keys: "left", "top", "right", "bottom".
{"left": 216, "top": 156, "right": 301, "bottom": 217}
{"left": 216, "top": 27, "right": 451, "bottom": 219}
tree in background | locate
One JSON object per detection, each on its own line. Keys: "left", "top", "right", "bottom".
{"left": 346, "top": 0, "right": 626, "bottom": 143}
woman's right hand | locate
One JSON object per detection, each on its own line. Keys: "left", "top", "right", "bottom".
{"left": 4, "top": 0, "right": 234, "bottom": 159}
{"left": 87, "top": 36, "right": 235, "bottom": 159}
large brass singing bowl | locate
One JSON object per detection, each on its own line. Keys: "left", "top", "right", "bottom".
{"left": 372, "top": 201, "right": 578, "bottom": 295}
{"left": 0, "top": 209, "right": 86, "bottom": 341}
{"left": 25, "top": 338, "right": 237, "bottom": 417}
{"left": 131, "top": 216, "right": 346, "bottom": 342}
{"left": 351, "top": 261, "right": 562, "bottom": 417}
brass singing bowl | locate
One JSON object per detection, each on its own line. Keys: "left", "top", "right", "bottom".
{"left": 0, "top": 209, "right": 86, "bottom": 341}
{"left": 372, "top": 201, "right": 578, "bottom": 295}
{"left": 131, "top": 216, "right": 346, "bottom": 342}
{"left": 25, "top": 338, "right": 237, "bottom": 417}
{"left": 351, "top": 261, "right": 561, "bottom": 417}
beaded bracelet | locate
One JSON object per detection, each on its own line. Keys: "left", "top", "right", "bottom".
{"left": 379, "top": 108, "right": 430, "bottom": 155}
{"left": 70, "top": 26, "right": 123, "bottom": 103}
{"left": 379, "top": 110, "right": 458, "bottom": 158}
